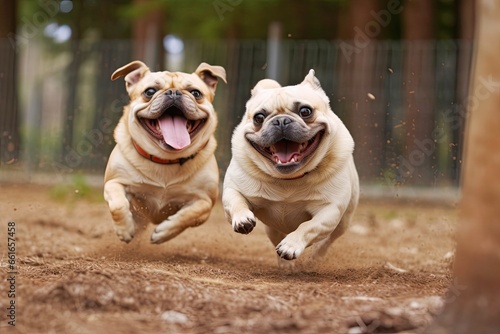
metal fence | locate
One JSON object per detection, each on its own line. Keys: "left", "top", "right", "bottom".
{"left": 0, "top": 38, "right": 472, "bottom": 188}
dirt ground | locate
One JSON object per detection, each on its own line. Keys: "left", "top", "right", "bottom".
{"left": 0, "top": 182, "right": 459, "bottom": 334}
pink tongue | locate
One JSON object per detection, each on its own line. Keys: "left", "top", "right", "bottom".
{"left": 273, "top": 140, "right": 301, "bottom": 162}
{"left": 158, "top": 115, "right": 191, "bottom": 150}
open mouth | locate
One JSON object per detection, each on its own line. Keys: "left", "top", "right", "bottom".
{"left": 139, "top": 107, "right": 205, "bottom": 150}
{"left": 249, "top": 130, "right": 324, "bottom": 170}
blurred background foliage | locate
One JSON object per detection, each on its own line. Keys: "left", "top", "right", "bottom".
{"left": 16, "top": 0, "right": 460, "bottom": 41}
{"left": 0, "top": 0, "right": 475, "bottom": 190}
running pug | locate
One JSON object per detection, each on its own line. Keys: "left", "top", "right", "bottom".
{"left": 223, "top": 70, "right": 359, "bottom": 266}
{"left": 104, "top": 61, "right": 226, "bottom": 244}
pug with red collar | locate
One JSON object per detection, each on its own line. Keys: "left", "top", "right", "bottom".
{"left": 104, "top": 61, "right": 226, "bottom": 244}
{"left": 223, "top": 70, "right": 359, "bottom": 266}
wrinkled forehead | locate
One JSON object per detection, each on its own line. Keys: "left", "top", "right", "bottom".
{"left": 248, "top": 85, "right": 326, "bottom": 112}
{"left": 138, "top": 72, "right": 205, "bottom": 89}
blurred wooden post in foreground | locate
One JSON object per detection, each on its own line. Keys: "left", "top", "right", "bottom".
{"left": 426, "top": 0, "right": 500, "bottom": 333}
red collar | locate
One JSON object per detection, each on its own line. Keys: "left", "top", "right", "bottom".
{"left": 132, "top": 141, "right": 200, "bottom": 165}
{"left": 280, "top": 172, "right": 308, "bottom": 180}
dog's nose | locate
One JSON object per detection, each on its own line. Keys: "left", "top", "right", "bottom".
{"left": 165, "top": 89, "right": 182, "bottom": 97}
{"left": 272, "top": 116, "right": 293, "bottom": 129}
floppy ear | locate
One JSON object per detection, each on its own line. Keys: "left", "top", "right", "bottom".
{"left": 195, "top": 63, "right": 227, "bottom": 92}
{"left": 251, "top": 79, "right": 281, "bottom": 96}
{"left": 301, "top": 69, "right": 322, "bottom": 90}
{"left": 111, "top": 61, "right": 150, "bottom": 93}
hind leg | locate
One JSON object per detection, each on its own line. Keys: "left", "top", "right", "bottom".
{"left": 150, "top": 197, "right": 213, "bottom": 244}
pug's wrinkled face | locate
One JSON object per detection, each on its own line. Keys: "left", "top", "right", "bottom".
{"left": 112, "top": 61, "right": 226, "bottom": 156}
{"left": 241, "top": 71, "right": 337, "bottom": 176}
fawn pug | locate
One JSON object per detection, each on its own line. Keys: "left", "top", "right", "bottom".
{"left": 104, "top": 61, "right": 226, "bottom": 244}
{"left": 223, "top": 70, "right": 359, "bottom": 266}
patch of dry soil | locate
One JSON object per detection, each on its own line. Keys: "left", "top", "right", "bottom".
{"left": 0, "top": 183, "right": 458, "bottom": 333}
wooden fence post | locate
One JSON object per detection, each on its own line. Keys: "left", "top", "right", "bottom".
{"left": 426, "top": 0, "right": 500, "bottom": 333}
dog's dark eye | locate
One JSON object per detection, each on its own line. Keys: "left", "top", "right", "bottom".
{"left": 143, "top": 88, "right": 157, "bottom": 99}
{"left": 253, "top": 113, "right": 266, "bottom": 125}
{"left": 190, "top": 90, "right": 203, "bottom": 100}
{"left": 299, "top": 106, "right": 313, "bottom": 119}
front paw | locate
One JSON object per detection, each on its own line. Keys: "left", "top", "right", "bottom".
{"left": 113, "top": 212, "right": 136, "bottom": 243}
{"left": 108, "top": 204, "right": 135, "bottom": 243}
{"left": 105, "top": 182, "right": 136, "bottom": 243}
{"left": 232, "top": 210, "right": 256, "bottom": 234}
{"left": 276, "top": 233, "right": 306, "bottom": 260}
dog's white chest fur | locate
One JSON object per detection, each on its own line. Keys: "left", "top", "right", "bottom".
{"left": 251, "top": 197, "right": 313, "bottom": 234}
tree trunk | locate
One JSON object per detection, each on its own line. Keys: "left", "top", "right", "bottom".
{"left": 0, "top": 0, "right": 18, "bottom": 164}
{"left": 61, "top": 0, "right": 84, "bottom": 160}
{"left": 133, "top": 0, "right": 165, "bottom": 70}
{"left": 402, "top": 0, "right": 436, "bottom": 185}
{"left": 342, "top": 0, "right": 385, "bottom": 183}
{"left": 425, "top": 1, "right": 500, "bottom": 332}
{"left": 452, "top": 0, "right": 475, "bottom": 184}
